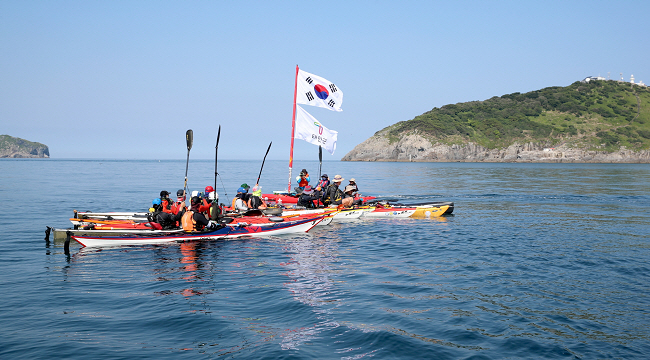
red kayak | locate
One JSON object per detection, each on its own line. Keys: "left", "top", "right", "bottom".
{"left": 263, "top": 193, "right": 375, "bottom": 204}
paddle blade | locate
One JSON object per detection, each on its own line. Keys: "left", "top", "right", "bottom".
{"left": 186, "top": 129, "right": 193, "bottom": 151}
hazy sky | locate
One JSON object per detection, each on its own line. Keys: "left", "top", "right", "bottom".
{"left": 2, "top": 1, "right": 648, "bottom": 160}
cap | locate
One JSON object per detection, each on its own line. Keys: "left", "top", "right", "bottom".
{"left": 240, "top": 183, "right": 250, "bottom": 190}
{"left": 322, "top": 174, "right": 328, "bottom": 178}
{"left": 237, "top": 187, "right": 246, "bottom": 193}
{"left": 160, "top": 190, "right": 170, "bottom": 197}
{"left": 205, "top": 186, "right": 214, "bottom": 193}
{"left": 152, "top": 198, "right": 162, "bottom": 206}
{"left": 301, "top": 169, "right": 307, "bottom": 174}
{"left": 191, "top": 190, "right": 201, "bottom": 198}
{"left": 176, "top": 189, "right": 185, "bottom": 197}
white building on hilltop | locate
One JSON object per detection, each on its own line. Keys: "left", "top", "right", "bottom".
{"left": 581, "top": 76, "right": 606, "bottom": 83}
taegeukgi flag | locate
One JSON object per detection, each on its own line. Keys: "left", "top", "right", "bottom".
{"left": 295, "top": 69, "right": 343, "bottom": 112}
{"left": 294, "top": 105, "right": 338, "bottom": 155}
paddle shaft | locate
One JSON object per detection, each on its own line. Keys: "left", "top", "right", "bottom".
{"left": 184, "top": 129, "right": 193, "bottom": 199}
{"left": 256, "top": 142, "right": 272, "bottom": 184}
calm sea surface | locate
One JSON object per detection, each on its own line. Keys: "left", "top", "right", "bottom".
{"left": 1, "top": 159, "right": 649, "bottom": 359}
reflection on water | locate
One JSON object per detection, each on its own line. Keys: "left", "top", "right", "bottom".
{"left": 279, "top": 235, "right": 343, "bottom": 350}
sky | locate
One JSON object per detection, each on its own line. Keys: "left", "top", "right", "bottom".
{"left": 1, "top": 1, "right": 648, "bottom": 160}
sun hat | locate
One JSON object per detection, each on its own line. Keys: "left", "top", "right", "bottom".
{"left": 344, "top": 185, "right": 356, "bottom": 193}
{"left": 333, "top": 175, "right": 344, "bottom": 182}
{"left": 303, "top": 185, "right": 314, "bottom": 194}
{"left": 350, "top": 178, "right": 356, "bottom": 182}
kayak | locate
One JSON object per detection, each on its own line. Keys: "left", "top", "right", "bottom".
{"left": 362, "top": 203, "right": 450, "bottom": 218}
{"left": 280, "top": 206, "right": 368, "bottom": 220}
{"left": 71, "top": 215, "right": 324, "bottom": 247}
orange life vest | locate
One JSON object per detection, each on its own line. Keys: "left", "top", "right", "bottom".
{"left": 181, "top": 211, "right": 196, "bottom": 231}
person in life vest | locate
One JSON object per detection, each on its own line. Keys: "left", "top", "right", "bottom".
{"left": 181, "top": 196, "right": 216, "bottom": 231}
{"left": 160, "top": 190, "right": 173, "bottom": 214}
{"left": 230, "top": 186, "right": 248, "bottom": 210}
{"left": 247, "top": 184, "right": 267, "bottom": 210}
{"left": 317, "top": 174, "right": 330, "bottom": 190}
{"left": 343, "top": 185, "right": 362, "bottom": 207}
{"left": 323, "top": 174, "right": 346, "bottom": 207}
{"left": 200, "top": 186, "right": 216, "bottom": 214}
{"left": 347, "top": 178, "right": 359, "bottom": 194}
{"left": 297, "top": 185, "right": 321, "bottom": 208}
{"left": 150, "top": 198, "right": 181, "bottom": 229}
{"left": 171, "top": 189, "right": 187, "bottom": 215}
{"left": 294, "top": 169, "right": 310, "bottom": 193}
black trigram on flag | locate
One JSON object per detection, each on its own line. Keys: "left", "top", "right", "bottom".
{"left": 306, "top": 92, "right": 314, "bottom": 101}
{"left": 328, "top": 99, "right": 336, "bottom": 108}
{"left": 329, "top": 84, "right": 338, "bottom": 93}
{"left": 305, "top": 77, "right": 313, "bottom": 85}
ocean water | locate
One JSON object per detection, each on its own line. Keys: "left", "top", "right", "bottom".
{"left": 1, "top": 159, "right": 649, "bottom": 359}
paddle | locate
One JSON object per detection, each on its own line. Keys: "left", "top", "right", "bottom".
{"left": 318, "top": 146, "right": 323, "bottom": 180}
{"left": 211, "top": 125, "right": 221, "bottom": 220}
{"left": 317, "top": 145, "right": 323, "bottom": 207}
{"left": 184, "top": 129, "right": 193, "bottom": 199}
{"left": 256, "top": 142, "right": 272, "bottom": 185}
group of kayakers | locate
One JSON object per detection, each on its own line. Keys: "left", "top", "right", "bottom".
{"left": 146, "top": 169, "right": 363, "bottom": 231}
{"left": 149, "top": 186, "right": 220, "bottom": 232}
{"left": 295, "top": 170, "right": 362, "bottom": 208}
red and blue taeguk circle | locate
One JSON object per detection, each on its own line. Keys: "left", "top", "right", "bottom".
{"left": 314, "top": 84, "right": 329, "bottom": 100}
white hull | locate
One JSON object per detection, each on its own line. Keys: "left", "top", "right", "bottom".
{"left": 73, "top": 217, "right": 322, "bottom": 248}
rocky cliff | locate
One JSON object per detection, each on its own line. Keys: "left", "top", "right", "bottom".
{"left": 342, "top": 129, "right": 650, "bottom": 163}
{"left": 0, "top": 135, "right": 50, "bottom": 158}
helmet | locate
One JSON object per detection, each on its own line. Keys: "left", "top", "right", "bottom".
{"left": 205, "top": 186, "right": 214, "bottom": 193}
{"left": 176, "top": 189, "right": 185, "bottom": 197}
{"left": 160, "top": 190, "right": 170, "bottom": 197}
{"left": 191, "top": 196, "right": 201, "bottom": 205}
{"left": 152, "top": 198, "right": 162, "bottom": 206}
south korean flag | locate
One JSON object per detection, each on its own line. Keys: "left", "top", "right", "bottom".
{"left": 296, "top": 69, "right": 343, "bottom": 112}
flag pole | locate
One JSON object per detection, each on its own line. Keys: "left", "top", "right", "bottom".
{"left": 288, "top": 65, "right": 299, "bottom": 193}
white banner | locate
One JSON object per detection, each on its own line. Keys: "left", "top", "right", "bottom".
{"left": 294, "top": 105, "right": 338, "bottom": 154}
{"left": 296, "top": 69, "right": 343, "bottom": 112}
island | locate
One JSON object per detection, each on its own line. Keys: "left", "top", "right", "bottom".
{"left": 343, "top": 78, "right": 650, "bottom": 163}
{"left": 0, "top": 135, "right": 50, "bottom": 158}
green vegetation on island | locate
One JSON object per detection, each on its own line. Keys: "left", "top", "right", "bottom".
{"left": 0, "top": 135, "right": 50, "bottom": 158}
{"left": 384, "top": 80, "right": 650, "bottom": 152}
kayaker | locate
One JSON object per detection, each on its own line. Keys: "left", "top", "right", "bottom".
{"left": 344, "top": 185, "right": 362, "bottom": 206}
{"left": 150, "top": 198, "right": 181, "bottom": 229}
{"left": 247, "top": 185, "right": 267, "bottom": 210}
{"left": 204, "top": 186, "right": 215, "bottom": 201}
{"left": 171, "top": 189, "right": 186, "bottom": 215}
{"left": 160, "top": 190, "right": 173, "bottom": 214}
{"left": 181, "top": 196, "right": 215, "bottom": 231}
{"left": 317, "top": 174, "right": 330, "bottom": 190}
{"left": 348, "top": 178, "right": 359, "bottom": 194}
{"left": 295, "top": 169, "right": 310, "bottom": 193}
{"left": 232, "top": 187, "right": 249, "bottom": 211}
{"left": 323, "top": 174, "right": 346, "bottom": 207}
{"left": 297, "top": 185, "right": 321, "bottom": 208}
